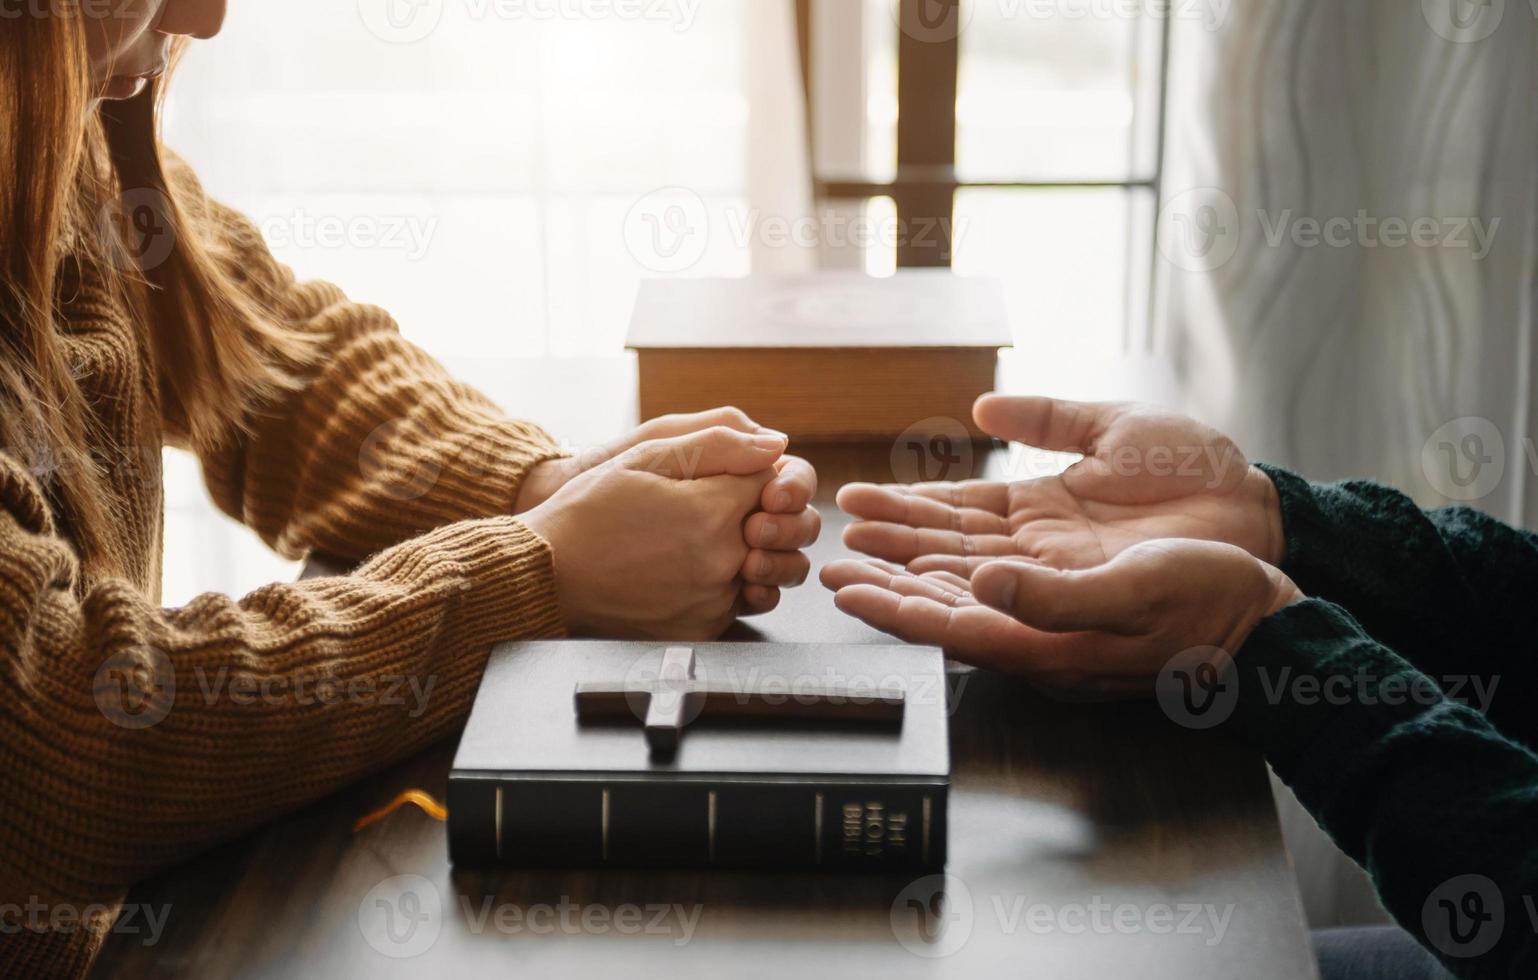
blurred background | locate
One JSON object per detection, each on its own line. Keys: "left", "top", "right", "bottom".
{"left": 161, "top": 0, "right": 1159, "bottom": 602}
{"left": 156, "top": 0, "right": 1536, "bottom": 937}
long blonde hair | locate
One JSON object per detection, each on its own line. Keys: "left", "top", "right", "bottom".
{"left": 1, "top": 11, "right": 310, "bottom": 571}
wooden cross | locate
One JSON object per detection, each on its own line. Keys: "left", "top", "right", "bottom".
{"left": 574, "top": 647, "right": 906, "bottom": 757}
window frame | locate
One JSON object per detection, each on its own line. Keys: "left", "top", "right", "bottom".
{"left": 799, "top": 0, "right": 1172, "bottom": 350}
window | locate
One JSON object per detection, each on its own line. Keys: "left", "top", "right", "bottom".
{"left": 807, "top": 0, "right": 1169, "bottom": 367}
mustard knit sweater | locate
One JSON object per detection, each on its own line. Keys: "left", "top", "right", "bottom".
{"left": 0, "top": 159, "right": 569, "bottom": 977}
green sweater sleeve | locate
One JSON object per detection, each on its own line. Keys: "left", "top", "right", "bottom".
{"left": 1233, "top": 600, "right": 1538, "bottom": 978}
{"left": 1255, "top": 464, "right": 1538, "bottom": 751}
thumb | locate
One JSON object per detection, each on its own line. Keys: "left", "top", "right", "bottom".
{"left": 971, "top": 558, "right": 1143, "bottom": 633}
{"left": 626, "top": 426, "right": 787, "bottom": 479}
{"left": 972, "top": 394, "right": 1122, "bottom": 455}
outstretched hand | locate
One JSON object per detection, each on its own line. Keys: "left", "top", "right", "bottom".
{"left": 821, "top": 539, "right": 1300, "bottom": 696}
{"left": 836, "top": 395, "right": 1284, "bottom": 578}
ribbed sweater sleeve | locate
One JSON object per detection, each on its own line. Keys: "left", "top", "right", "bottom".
{"left": 1, "top": 155, "right": 578, "bottom": 980}
{"left": 165, "top": 156, "right": 569, "bottom": 562}
{"left": 1256, "top": 464, "right": 1538, "bottom": 752}
{"left": 1234, "top": 600, "right": 1538, "bottom": 979}
{"left": 0, "top": 454, "right": 564, "bottom": 970}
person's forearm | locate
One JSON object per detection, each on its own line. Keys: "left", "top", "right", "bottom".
{"left": 165, "top": 155, "right": 569, "bottom": 560}
{"left": 1234, "top": 600, "right": 1538, "bottom": 978}
{"left": 199, "top": 318, "right": 569, "bottom": 562}
{"left": 1255, "top": 465, "right": 1538, "bottom": 747}
{"left": 1, "top": 509, "right": 562, "bottom": 905}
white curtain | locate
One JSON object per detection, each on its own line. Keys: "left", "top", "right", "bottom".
{"left": 1159, "top": 0, "right": 1538, "bottom": 518}
{"left": 158, "top": 0, "right": 812, "bottom": 605}
{"left": 1157, "top": 0, "right": 1538, "bottom": 926}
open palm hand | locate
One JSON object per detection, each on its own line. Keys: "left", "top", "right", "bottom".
{"left": 838, "top": 395, "right": 1284, "bottom": 575}
{"left": 820, "top": 539, "right": 1300, "bottom": 694}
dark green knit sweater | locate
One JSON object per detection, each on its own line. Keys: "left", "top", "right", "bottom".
{"left": 1235, "top": 465, "right": 1538, "bottom": 978}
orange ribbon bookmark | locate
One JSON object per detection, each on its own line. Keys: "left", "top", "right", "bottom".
{"left": 352, "top": 789, "right": 449, "bottom": 833}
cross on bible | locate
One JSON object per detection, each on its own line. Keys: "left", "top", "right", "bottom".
{"left": 573, "top": 646, "right": 906, "bottom": 756}
{"left": 450, "top": 641, "right": 950, "bottom": 871}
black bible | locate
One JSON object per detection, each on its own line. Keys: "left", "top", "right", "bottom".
{"left": 447, "top": 641, "right": 950, "bottom": 872}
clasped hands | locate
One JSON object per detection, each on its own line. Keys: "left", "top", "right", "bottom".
{"left": 822, "top": 395, "right": 1303, "bottom": 699}
{"left": 517, "top": 408, "right": 821, "bottom": 640}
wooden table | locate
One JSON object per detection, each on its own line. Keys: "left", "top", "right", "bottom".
{"left": 94, "top": 371, "right": 1318, "bottom": 979}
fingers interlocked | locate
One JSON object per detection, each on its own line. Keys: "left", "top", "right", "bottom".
{"left": 738, "top": 454, "right": 822, "bottom": 612}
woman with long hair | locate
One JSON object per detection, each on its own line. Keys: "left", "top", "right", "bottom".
{"left": 0, "top": 3, "right": 822, "bottom": 974}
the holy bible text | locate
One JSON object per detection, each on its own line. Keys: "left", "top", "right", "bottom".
{"left": 627, "top": 271, "right": 1010, "bottom": 442}
{"left": 448, "top": 642, "right": 951, "bottom": 871}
